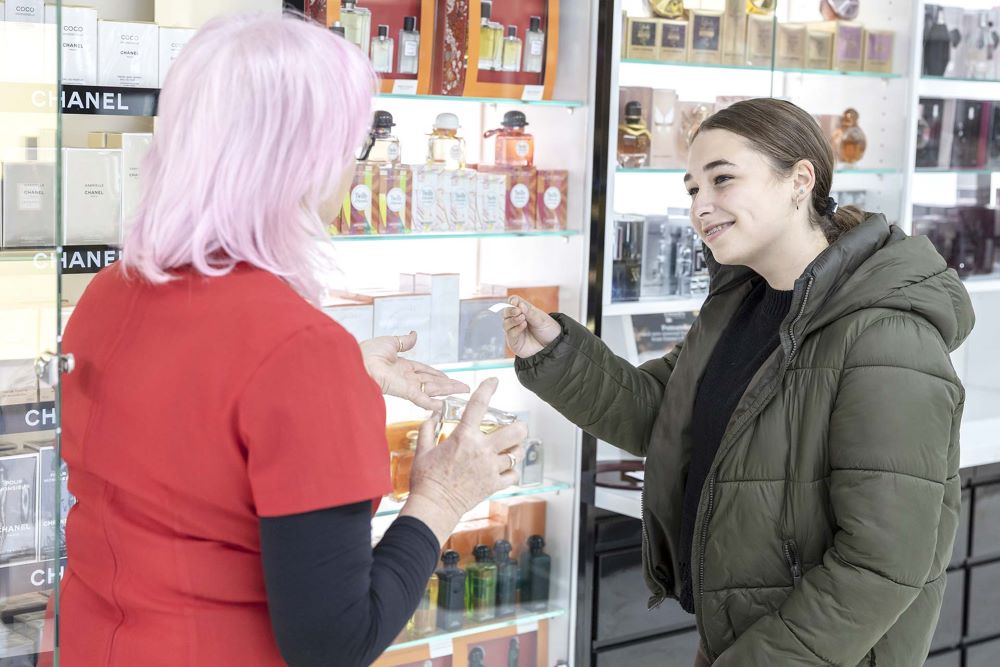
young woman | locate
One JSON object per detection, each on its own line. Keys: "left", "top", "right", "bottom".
{"left": 504, "top": 98, "right": 975, "bottom": 666}
{"left": 49, "top": 13, "right": 524, "bottom": 666}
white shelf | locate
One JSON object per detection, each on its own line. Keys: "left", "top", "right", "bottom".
{"left": 604, "top": 296, "right": 706, "bottom": 317}
{"left": 963, "top": 276, "right": 1000, "bottom": 295}
{"left": 594, "top": 485, "right": 641, "bottom": 520}
{"left": 961, "top": 418, "right": 1000, "bottom": 470}
{"left": 918, "top": 76, "right": 1000, "bottom": 101}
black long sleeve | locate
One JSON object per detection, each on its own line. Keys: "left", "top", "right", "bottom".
{"left": 259, "top": 501, "right": 440, "bottom": 667}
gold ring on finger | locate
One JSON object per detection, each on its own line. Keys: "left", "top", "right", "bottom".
{"left": 506, "top": 452, "right": 517, "bottom": 472}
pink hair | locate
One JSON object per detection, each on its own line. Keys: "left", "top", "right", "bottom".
{"left": 122, "top": 12, "right": 376, "bottom": 303}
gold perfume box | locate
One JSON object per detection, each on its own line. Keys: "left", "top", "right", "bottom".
{"left": 832, "top": 21, "right": 864, "bottom": 71}
{"left": 806, "top": 25, "right": 834, "bottom": 70}
{"left": 688, "top": 10, "right": 724, "bottom": 65}
{"left": 776, "top": 23, "right": 807, "bottom": 69}
{"left": 657, "top": 19, "right": 688, "bottom": 62}
{"left": 863, "top": 29, "right": 894, "bottom": 73}
{"left": 625, "top": 17, "right": 659, "bottom": 60}
{"left": 744, "top": 14, "right": 774, "bottom": 67}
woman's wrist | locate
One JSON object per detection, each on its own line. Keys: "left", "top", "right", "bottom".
{"left": 399, "top": 492, "right": 462, "bottom": 548}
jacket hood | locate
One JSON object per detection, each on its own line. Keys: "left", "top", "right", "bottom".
{"left": 709, "top": 213, "right": 975, "bottom": 352}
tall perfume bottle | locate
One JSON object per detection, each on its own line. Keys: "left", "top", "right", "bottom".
{"left": 523, "top": 16, "right": 546, "bottom": 73}
{"left": 436, "top": 550, "right": 466, "bottom": 631}
{"left": 493, "top": 539, "right": 518, "bottom": 618}
{"left": 617, "top": 101, "right": 652, "bottom": 168}
{"left": 612, "top": 215, "right": 644, "bottom": 302}
{"left": 675, "top": 226, "right": 693, "bottom": 297}
{"left": 397, "top": 16, "right": 420, "bottom": 75}
{"left": 923, "top": 7, "right": 951, "bottom": 77}
{"left": 479, "top": 1, "right": 497, "bottom": 70}
{"left": 501, "top": 26, "right": 523, "bottom": 72}
{"left": 407, "top": 574, "right": 439, "bottom": 638}
{"left": 389, "top": 430, "right": 417, "bottom": 501}
{"left": 507, "top": 638, "right": 520, "bottom": 667}
{"left": 466, "top": 545, "right": 498, "bottom": 622}
{"left": 428, "top": 113, "right": 467, "bottom": 170}
{"left": 371, "top": 24, "right": 394, "bottom": 73}
{"left": 519, "top": 535, "right": 551, "bottom": 611}
{"left": 340, "top": 1, "right": 372, "bottom": 55}
{"left": 832, "top": 108, "right": 866, "bottom": 164}
{"left": 360, "top": 110, "right": 401, "bottom": 165}
{"left": 485, "top": 111, "right": 535, "bottom": 167}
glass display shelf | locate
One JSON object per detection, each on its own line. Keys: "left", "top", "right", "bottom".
{"left": 375, "top": 480, "right": 572, "bottom": 518}
{"left": 376, "top": 92, "right": 584, "bottom": 109}
{"left": 616, "top": 167, "right": 900, "bottom": 176}
{"left": 620, "top": 59, "right": 901, "bottom": 80}
{"left": 331, "top": 230, "right": 580, "bottom": 242}
{"left": 384, "top": 607, "right": 566, "bottom": 654}
{"left": 922, "top": 75, "right": 1000, "bottom": 85}
{"left": 604, "top": 296, "right": 706, "bottom": 317}
{"left": 915, "top": 168, "right": 1000, "bottom": 175}
{"left": 436, "top": 359, "right": 515, "bottom": 373}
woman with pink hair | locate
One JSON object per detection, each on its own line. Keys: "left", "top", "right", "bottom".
{"left": 52, "top": 12, "right": 523, "bottom": 666}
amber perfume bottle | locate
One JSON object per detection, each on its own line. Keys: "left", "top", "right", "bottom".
{"left": 428, "top": 113, "right": 467, "bottom": 170}
{"left": 466, "top": 544, "right": 498, "bottom": 622}
{"left": 519, "top": 535, "right": 551, "bottom": 611}
{"left": 617, "top": 101, "right": 652, "bottom": 168}
{"left": 494, "top": 539, "right": 518, "bottom": 617}
{"left": 340, "top": 0, "right": 371, "bottom": 55}
{"left": 485, "top": 111, "right": 535, "bottom": 167}
{"left": 523, "top": 16, "right": 545, "bottom": 73}
{"left": 361, "top": 110, "right": 401, "bottom": 165}
{"left": 407, "top": 574, "right": 439, "bottom": 638}
{"left": 479, "top": 1, "right": 497, "bottom": 70}
{"left": 436, "top": 550, "right": 466, "bottom": 631}
{"left": 501, "top": 26, "right": 523, "bottom": 72}
{"left": 389, "top": 430, "right": 417, "bottom": 501}
{"left": 397, "top": 16, "right": 420, "bottom": 75}
{"left": 370, "top": 24, "right": 394, "bottom": 73}
{"left": 832, "top": 108, "right": 866, "bottom": 164}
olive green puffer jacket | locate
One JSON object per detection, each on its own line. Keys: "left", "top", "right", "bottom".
{"left": 516, "top": 214, "right": 975, "bottom": 666}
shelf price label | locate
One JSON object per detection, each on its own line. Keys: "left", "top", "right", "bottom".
{"left": 391, "top": 79, "right": 419, "bottom": 96}
{"left": 428, "top": 636, "right": 453, "bottom": 658}
{"left": 517, "top": 619, "right": 540, "bottom": 635}
{"left": 521, "top": 85, "right": 544, "bottom": 102}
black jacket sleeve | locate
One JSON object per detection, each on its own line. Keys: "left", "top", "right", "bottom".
{"left": 259, "top": 501, "right": 440, "bottom": 667}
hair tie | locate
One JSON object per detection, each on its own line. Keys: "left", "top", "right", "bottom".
{"left": 823, "top": 196, "right": 839, "bottom": 217}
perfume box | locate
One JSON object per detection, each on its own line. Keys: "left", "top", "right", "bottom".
{"left": 445, "top": 518, "right": 506, "bottom": 568}
{"left": 744, "top": 14, "right": 774, "bottom": 68}
{"left": 935, "top": 99, "right": 958, "bottom": 170}
{"left": 368, "top": 292, "right": 433, "bottom": 363}
{"left": 805, "top": 26, "right": 834, "bottom": 70}
{"left": 650, "top": 88, "right": 680, "bottom": 169}
{"left": 98, "top": 20, "right": 159, "bottom": 88}
{"left": 63, "top": 148, "right": 123, "bottom": 245}
{"left": 0, "top": 360, "right": 40, "bottom": 406}
{"left": 475, "top": 170, "right": 507, "bottom": 232}
{"left": 536, "top": 170, "right": 568, "bottom": 230}
{"left": 375, "top": 166, "right": 411, "bottom": 235}
{"left": 459, "top": 296, "right": 505, "bottom": 361}
{"left": 342, "top": 163, "right": 375, "bottom": 235}
{"left": 0, "top": 451, "right": 38, "bottom": 565}
{"left": 410, "top": 165, "right": 446, "bottom": 233}
{"left": 863, "top": 29, "right": 894, "bottom": 74}
{"left": 25, "top": 440, "right": 72, "bottom": 560}
{"left": 722, "top": 0, "right": 747, "bottom": 65}
{"left": 657, "top": 19, "right": 688, "bottom": 63}
{"left": 158, "top": 26, "right": 196, "bottom": 87}
{"left": 479, "top": 284, "right": 558, "bottom": 358}
{"left": 988, "top": 103, "right": 1000, "bottom": 169}
{"left": 414, "top": 273, "right": 460, "bottom": 364}
{"left": 1, "top": 161, "right": 56, "bottom": 248}
{"left": 639, "top": 215, "right": 676, "bottom": 299}
{"left": 776, "top": 23, "right": 807, "bottom": 69}
{"left": 481, "top": 166, "right": 536, "bottom": 231}
{"left": 950, "top": 99, "right": 990, "bottom": 169}
{"left": 688, "top": 11, "right": 724, "bottom": 65}
{"left": 89, "top": 132, "right": 153, "bottom": 229}
{"left": 673, "top": 101, "right": 714, "bottom": 165}
{"left": 4, "top": 0, "right": 41, "bottom": 22}
{"left": 431, "top": 0, "right": 469, "bottom": 95}
{"left": 831, "top": 21, "right": 863, "bottom": 71}
{"left": 445, "top": 169, "right": 477, "bottom": 231}
{"left": 321, "top": 296, "right": 374, "bottom": 343}
{"left": 489, "top": 496, "right": 546, "bottom": 560}
{"left": 44, "top": 5, "right": 97, "bottom": 85}
{"left": 624, "top": 17, "right": 659, "bottom": 60}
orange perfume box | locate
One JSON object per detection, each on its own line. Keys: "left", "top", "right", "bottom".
{"left": 489, "top": 496, "right": 546, "bottom": 559}
{"left": 444, "top": 518, "right": 507, "bottom": 567}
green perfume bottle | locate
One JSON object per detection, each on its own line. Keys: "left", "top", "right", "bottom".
{"left": 519, "top": 535, "right": 551, "bottom": 611}
{"left": 494, "top": 539, "right": 518, "bottom": 618}
{"left": 465, "top": 544, "right": 498, "bottom": 622}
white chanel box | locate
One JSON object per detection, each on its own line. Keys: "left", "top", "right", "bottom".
{"left": 321, "top": 297, "right": 374, "bottom": 343}
{"left": 63, "top": 148, "right": 123, "bottom": 245}
{"left": 414, "top": 273, "right": 460, "bottom": 364}
{"left": 2, "top": 160, "right": 56, "bottom": 248}
{"left": 45, "top": 4, "right": 97, "bottom": 84}
{"left": 158, "top": 26, "right": 196, "bottom": 87}
{"left": 98, "top": 20, "right": 158, "bottom": 88}
{"left": 5, "top": 0, "right": 42, "bottom": 22}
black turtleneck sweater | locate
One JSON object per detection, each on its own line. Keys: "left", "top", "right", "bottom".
{"left": 677, "top": 280, "right": 794, "bottom": 613}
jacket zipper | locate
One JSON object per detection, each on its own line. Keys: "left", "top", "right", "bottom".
{"left": 868, "top": 648, "right": 877, "bottom": 666}
{"left": 782, "top": 539, "right": 803, "bottom": 588}
{"left": 785, "top": 276, "right": 815, "bottom": 369}
{"left": 639, "top": 485, "right": 666, "bottom": 609}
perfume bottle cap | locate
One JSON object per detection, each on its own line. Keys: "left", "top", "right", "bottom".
{"left": 529, "top": 16, "right": 541, "bottom": 31}
{"left": 329, "top": 23, "right": 346, "bottom": 38}
{"left": 341, "top": 0, "right": 356, "bottom": 7}
{"left": 501, "top": 110, "right": 529, "bottom": 128}
{"left": 403, "top": 16, "right": 417, "bottom": 32}
{"left": 377, "top": 24, "right": 389, "bottom": 38}
{"left": 481, "top": 0, "right": 492, "bottom": 21}
{"left": 434, "top": 113, "right": 461, "bottom": 131}
{"left": 494, "top": 539, "right": 513, "bottom": 560}
{"left": 507, "top": 25, "right": 517, "bottom": 38}
{"left": 405, "top": 430, "right": 419, "bottom": 450}
{"left": 624, "top": 101, "right": 643, "bottom": 123}
{"left": 528, "top": 535, "right": 545, "bottom": 552}
{"left": 441, "top": 550, "right": 461, "bottom": 566}
{"left": 373, "top": 110, "right": 396, "bottom": 129}
{"left": 473, "top": 544, "right": 493, "bottom": 562}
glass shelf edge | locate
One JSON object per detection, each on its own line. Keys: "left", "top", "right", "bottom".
{"left": 384, "top": 608, "right": 566, "bottom": 653}
{"left": 616, "top": 168, "right": 899, "bottom": 175}
{"left": 434, "top": 360, "right": 515, "bottom": 373}
{"left": 376, "top": 92, "right": 584, "bottom": 108}
{"left": 375, "top": 480, "right": 573, "bottom": 518}
{"left": 330, "top": 230, "right": 580, "bottom": 242}
{"left": 620, "top": 59, "right": 900, "bottom": 79}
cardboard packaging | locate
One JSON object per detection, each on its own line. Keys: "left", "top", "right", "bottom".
{"left": 413, "top": 273, "right": 460, "bottom": 365}
{"left": 0, "top": 360, "right": 40, "bottom": 406}
{"left": 89, "top": 132, "right": 153, "bottom": 230}
{"left": 657, "top": 18, "right": 688, "bottom": 62}
{"left": 44, "top": 5, "right": 97, "bottom": 84}
{"left": 916, "top": 99, "right": 945, "bottom": 169}
{"left": 831, "top": 21, "right": 863, "bottom": 71}
{"left": 444, "top": 168, "right": 477, "bottom": 231}
{"left": 649, "top": 88, "right": 680, "bottom": 169}
{"left": 776, "top": 23, "right": 807, "bottom": 69}
{"left": 343, "top": 163, "right": 375, "bottom": 235}
{"left": 863, "top": 29, "right": 894, "bottom": 74}
{"left": 688, "top": 11, "right": 724, "bottom": 65}
{"left": 4, "top": 0, "right": 41, "bottom": 22}
{"left": 158, "top": 26, "right": 196, "bottom": 87}
{"left": 375, "top": 166, "right": 411, "bottom": 235}
{"left": 63, "top": 149, "right": 123, "bottom": 245}
{"left": 26, "top": 440, "right": 73, "bottom": 559}
{"left": 624, "top": 16, "right": 659, "bottom": 60}
{"left": 459, "top": 296, "right": 506, "bottom": 361}
{"left": 722, "top": 0, "right": 747, "bottom": 65}
{"left": 475, "top": 170, "right": 507, "bottom": 232}
{"left": 431, "top": 0, "right": 469, "bottom": 95}
{"left": 502, "top": 167, "right": 537, "bottom": 231}
{"left": 444, "top": 518, "right": 506, "bottom": 568}
{"left": 0, "top": 451, "right": 38, "bottom": 565}
{"left": 410, "top": 165, "right": 446, "bottom": 233}
{"left": 536, "top": 170, "right": 568, "bottom": 230}
{"left": 2, "top": 161, "right": 56, "bottom": 248}
{"left": 321, "top": 296, "right": 374, "bottom": 343}
{"left": 744, "top": 14, "right": 774, "bottom": 68}
{"left": 806, "top": 26, "right": 834, "bottom": 70}
{"left": 489, "top": 496, "right": 546, "bottom": 560}
{"left": 674, "top": 101, "right": 714, "bottom": 166}
{"left": 371, "top": 292, "right": 433, "bottom": 364}
{"left": 950, "top": 99, "right": 990, "bottom": 169}
{"left": 98, "top": 20, "right": 159, "bottom": 88}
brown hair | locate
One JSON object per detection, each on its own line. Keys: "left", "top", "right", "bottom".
{"left": 694, "top": 98, "right": 865, "bottom": 243}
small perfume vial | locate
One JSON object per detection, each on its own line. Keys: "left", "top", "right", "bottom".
{"left": 523, "top": 16, "right": 545, "bottom": 73}
{"left": 501, "top": 26, "right": 523, "bottom": 72}
{"left": 397, "top": 16, "right": 420, "bottom": 75}
{"left": 371, "top": 24, "right": 394, "bottom": 73}
{"left": 519, "top": 439, "right": 544, "bottom": 487}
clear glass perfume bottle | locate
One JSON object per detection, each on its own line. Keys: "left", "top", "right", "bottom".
{"left": 617, "top": 101, "right": 651, "bottom": 168}
{"left": 389, "top": 430, "right": 417, "bottom": 501}
{"left": 493, "top": 540, "right": 518, "bottom": 618}
{"left": 340, "top": 1, "right": 372, "bottom": 55}
{"left": 397, "top": 15, "right": 420, "bottom": 75}
{"left": 491, "top": 19, "right": 504, "bottom": 68}
{"left": 519, "top": 535, "right": 551, "bottom": 612}
{"left": 523, "top": 16, "right": 545, "bottom": 73}
{"left": 484, "top": 111, "right": 534, "bottom": 167}
{"left": 465, "top": 544, "right": 497, "bottom": 622}
{"left": 436, "top": 550, "right": 466, "bottom": 631}
{"left": 501, "top": 26, "right": 523, "bottom": 72}
{"left": 435, "top": 395, "right": 516, "bottom": 442}
{"left": 479, "top": 1, "right": 497, "bottom": 70}
{"left": 360, "top": 110, "right": 401, "bottom": 165}
{"left": 407, "top": 574, "right": 439, "bottom": 638}
{"left": 427, "top": 113, "right": 467, "bottom": 170}
{"left": 371, "top": 24, "right": 394, "bottom": 73}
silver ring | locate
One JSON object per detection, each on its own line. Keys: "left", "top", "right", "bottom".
{"left": 505, "top": 452, "right": 517, "bottom": 472}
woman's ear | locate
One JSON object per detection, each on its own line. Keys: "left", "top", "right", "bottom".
{"left": 791, "top": 159, "right": 817, "bottom": 196}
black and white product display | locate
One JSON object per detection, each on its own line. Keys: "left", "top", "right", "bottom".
{"left": 26, "top": 442, "right": 73, "bottom": 560}
{"left": 97, "top": 20, "right": 159, "bottom": 88}
{"left": 1, "top": 160, "right": 56, "bottom": 248}
{"left": 62, "top": 149, "right": 123, "bottom": 245}
{"left": 0, "top": 451, "right": 38, "bottom": 565}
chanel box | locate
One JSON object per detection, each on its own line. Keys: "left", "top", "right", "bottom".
{"left": 0, "top": 451, "right": 38, "bottom": 565}
{"left": 688, "top": 11, "right": 724, "bottom": 65}
{"left": 1, "top": 160, "right": 56, "bottom": 248}
{"left": 158, "top": 26, "right": 196, "bottom": 87}
{"left": 44, "top": 5, "right": 97, "bottom": 84}
{"left": 776, "top": 23, "right": 807, "bottom": 69}
{"left": 625, "top": 17, "right": 659, "bottom": 60}
{"left": 863, "top": 29, "right": 894, "bottom": 74}
{"left": 321, "top": 296, "right": 374, "bottom": 343}
{"left": 98, "top": 20, "right": 159, "bottom": 88}
{"left": 63, "top": 149, "right": 123, "bottom": 245}
{"left": 4, "top": 0, "right": 41, "bottom": 22}
{"left": 89, "top": 132, "right": 153, "bottom": 229}
{"left": 25, "top": 440, "right": 72, "bottom": 559}
{"left": 414, "top": 273, "right": 460, "bottom": 365}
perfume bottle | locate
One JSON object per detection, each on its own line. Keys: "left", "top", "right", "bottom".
{"left": 493, "top": 540, "right": 518, "bottom": 618}
{"left": 523, "top": 16, "right": 546, "bottom": 73}
{"left": 340, "top": 1, "right": 372, "bottom": 55}
{"left": 389, "top": 430, "right": 417, "bottom": 501}
{"left": 397, "top": 16, "right": 420, "bottom": 75}
{"left": 436, "top": 550, "right": 466, "bottom": 631}
{"left": 923, "top": 7, "right": 952, "bottom": 77}
{"left": 428, "top": 113, "right": 467, "bottom": 170}
{"left": 360, "top": 110, "right": 401, "bottom": 165}
{"left": 617, "top": 101, "right": 652, "bottom": 168}
{"left": 519, "top": 439, "right": 544, "bottom": 487}
{"left": 436, "top": 395, "right": 517, "bottom": 442}
{"left": 469, "top": 647, "right": 486, "bottom": 667}
{"left": 407, "top": 574, "right": 439, "bottom": 638}
{"left": 507, "top": 638, "right": 520, "bottom": 667}
{"left": 612, "top": 215, "right": 644, "bottom": 302}
{"left": 832, "top": 108, "right": 866, "bottom": 164}
{"left": 329, "top": 22, "right": 346, "bottom": 38}
{"left": 491, "top": 19, "right": 505, "bottom": 69}
{"left": 466, "top": 544, "right": 498, "bottom": 622}
{"left": 519, "top": 535, "right": 551, "bottom": 611}
{"left": 485, "top": 111, "right": 535, "bottom": 167}
{"left": 479, "top": 1, "right": 497, "bottom": 70}
{"left": 675, "top": 226, "right": 693, "bottom": 298}
{"left": 501, "top": 26, "right": 523, "bottom": 72}
{"left": 371, "top": 24, "right": 394, "bottom": 73}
